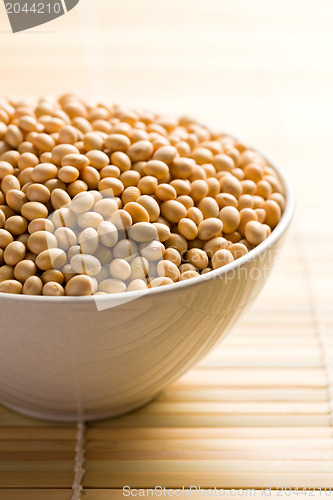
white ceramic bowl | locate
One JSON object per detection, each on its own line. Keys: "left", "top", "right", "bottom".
{"left": 0, "top": 153, "right": 294, "bottom": 422}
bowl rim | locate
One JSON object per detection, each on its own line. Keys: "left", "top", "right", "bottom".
{"left": 0, "top": 146, "right": 295, "bottom": 304}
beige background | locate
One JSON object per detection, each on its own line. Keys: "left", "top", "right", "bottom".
{"left": 1, "top": 0, "right": 333, "bottom": 235}
{"left": 1, "top": 0, "right": 332, "bottom": 301}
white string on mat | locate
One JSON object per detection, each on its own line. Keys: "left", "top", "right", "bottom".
{"left": 71, "top": 421, "right": 86, "bottom": 500}
{"left": 297, "top": 237, "right": 333, "bottom": 431}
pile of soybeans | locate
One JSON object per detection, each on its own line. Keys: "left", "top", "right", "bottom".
{"left": 0, "top": 95, "right": 285, "bottom": 296}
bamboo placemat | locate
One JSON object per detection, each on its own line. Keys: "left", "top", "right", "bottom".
{"left": 0, "top": 228, "right": 332, "bottom": 499}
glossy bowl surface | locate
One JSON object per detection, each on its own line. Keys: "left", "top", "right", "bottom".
{"left": 0, "top": 152, "right": 294, "bottom": 421}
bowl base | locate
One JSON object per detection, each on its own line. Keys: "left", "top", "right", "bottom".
{"left": 0, "top": 394, "right": 157, "bottom": 422}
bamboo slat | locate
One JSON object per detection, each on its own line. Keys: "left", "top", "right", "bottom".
{"left": 0, "top": 492, "right": 72, "bottom": 500}
{"left": 85, "top": 450, "right": 333, "bottom": 461}
{"left": 1, "top": 491, "right": 328, "bottom": 500}
{"left": 85, "top": 427, "right": 333, "bottom": 439}
{"left": 84, "top": 460, "right": 333, "bottom": 473}
{"left": 81, "top": 471, "right": 333, "bottom": 489}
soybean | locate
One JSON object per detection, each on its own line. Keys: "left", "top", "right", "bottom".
{"left": 161, "top": 200, "right": 187, "bottom": 224}
{"left": 212, "top": 249, "right": 234, "bottom": 269}
{"left": 109, "top": 258, "right": 131, "bottom": 280}
{"left": 0, "top": 97, "right": 286, "bottom": 295}
{"left": 244, "top": 221, "right": 267, "bottom": 245}
{"left": 14, "top": 260, "right": 37, "bottom": 282}
{"left": 71, "top": 253, "right": 101, "bottom": 276}
{"left": 23, "top": 275, "right": 43, "bottom": 295}
{"left": 178, "top": 218, "right": 198, "bottom": 240}
{"left": 65, "top": 275, "right": 95, "bottom": 296}
{"left": 128, "top": 222, "right": 157, "bottom": 243}
{"left": 0, "top": 279, "right": 23, "bottom": 294}
{"left": 4, "top": 241, "right": 26, "bottom": 265}
{"left": 186, "top": 248, "right": 209, "bottom": 270}
{"left": 36, "top": 248, "right": 66, "bottom": 270}
{"left": 197, "top": 218, "right": 223, "bottom": 241}
{"left": 4, "top": 215, "right": 28, "bottom": 236}
{"left": 43, "top": 282, "right": 65, "bottom": 296}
